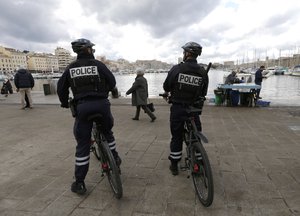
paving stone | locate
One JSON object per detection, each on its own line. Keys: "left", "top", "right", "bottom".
{"left": 0, "top": 95, "right": 299, "bottom": 215}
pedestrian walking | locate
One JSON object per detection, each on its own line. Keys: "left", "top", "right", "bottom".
{"left": 126, "top": 68, "right": 156, "bottom": 122}
{"left": 1, "top": 78, "right": 13, "bottom": 97}
{"left": 14, "top": 66, "right": 34, "bottom": 109}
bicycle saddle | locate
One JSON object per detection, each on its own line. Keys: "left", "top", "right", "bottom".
{"left": 186, "top": 106, "right": 202, "bottom": 114}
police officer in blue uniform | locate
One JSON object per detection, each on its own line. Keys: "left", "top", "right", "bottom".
{"left": 57, "top": 38, "right": 121, "bottom": 194}
{"left": 163, "top": 42, "right": 209, "bottom": 175}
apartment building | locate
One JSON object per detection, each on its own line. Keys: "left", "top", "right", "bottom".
{"left": 27, "top": 52, "right": 59, "bottom": 73}
{"left": 54, "top": 47, "right": 75, "bottom": 72}
{"left": 0, "top": 46, "right": 27, "bottom": 74}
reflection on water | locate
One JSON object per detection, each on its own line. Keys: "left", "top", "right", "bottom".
{"left": 29, "top": 70, "right": 300, "bottom": 106}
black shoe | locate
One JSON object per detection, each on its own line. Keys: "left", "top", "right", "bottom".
{"left": 151, "top": 117, "right": 156, "bottom": 122}
{"left": 71, "top": 181, "right": 87, "bottom": 195}
{"left": 169, "top": 163, "right": 179, "bottom": 176}
{"left": 132, "top": 118, "right": 139, "bottom": 120}
{"left": 258, "top": 97, "right": 262, "bottom": 99}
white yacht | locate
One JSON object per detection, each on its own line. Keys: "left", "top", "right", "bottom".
{"left": 262, "top": 67, "right": 275, "bottom": 77}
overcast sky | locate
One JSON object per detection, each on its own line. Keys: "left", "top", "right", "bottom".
{"left": 1, "top": 0, "right": 300, "bottom": 64}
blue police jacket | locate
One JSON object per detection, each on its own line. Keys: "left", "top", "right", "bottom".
{"left": 163, "top": 59, "right": 208, "bottom": 104}
{"left": 57, "top": 53, "right": 116, "bottom": 107}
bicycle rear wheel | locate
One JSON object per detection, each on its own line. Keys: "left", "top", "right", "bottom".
{"left": 190, "top": 141, "right": 214, "bottom": 207}
{"left": 100, "top": 141, "right": 123, "bottom": 199}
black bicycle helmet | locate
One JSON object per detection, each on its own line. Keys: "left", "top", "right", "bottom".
{"left": 182, "top": 41, "right": 202, "bottom": 56}
{"left": 71, "top": 38, "right": 95, "bottom": 53}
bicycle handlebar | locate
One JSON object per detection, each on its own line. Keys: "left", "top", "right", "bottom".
{"left": 159, "top": 93, "right": 169, "bottom": 97}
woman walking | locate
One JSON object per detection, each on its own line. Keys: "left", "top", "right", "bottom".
{"left": 126, "top": 69, "right": 156, "bottom": 122}
{"left": 1, "top": 79, "right": 13, "bottom": 97}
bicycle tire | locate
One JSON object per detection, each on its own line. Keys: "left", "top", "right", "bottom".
{"left": 99, "top": 140, "right": 123, "bottom": 199}
{"left": 190, "top": 141, "right": 214, "bottom": 207}
{"left": 91, "top": 124, "right": 101, "bottom": 160}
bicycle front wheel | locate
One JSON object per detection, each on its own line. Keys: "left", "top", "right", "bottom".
{"left": 190, "top": 141, "right": 214, "bottom": 207}
{"left": 100, "top": 141, "right": 123, "bottom": 199}
{"left": 91, "top": 124, "right": 101, "bottom": 160}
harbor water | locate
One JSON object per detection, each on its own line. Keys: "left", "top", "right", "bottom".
{"left": 114, "top": 70, "right": 300, "bottom": 107}
{"left": 26, "top": 70, "right": 300, "bottom": 106}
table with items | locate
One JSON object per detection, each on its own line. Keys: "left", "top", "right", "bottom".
{"left": 214, "top": 83, "right": 261, "bottom": 107}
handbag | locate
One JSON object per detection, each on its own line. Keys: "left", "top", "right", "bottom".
{"left": 1, "top": 86, "right": 6, "bottom": 95}
{"left": 146, "top": 102, "right": 155, "bottom": 112}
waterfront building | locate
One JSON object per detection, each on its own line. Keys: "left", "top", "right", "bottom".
{"left": 2, "top": 44, "right": 300, "bottom": 73}
{"left": 27, "top": 52, "right": 59, "bottom": 74}
{"left": 224, "top": 61, "right": 235, "bottom": 70}
{"left": 135, "top": 59, "right": 172, "bottom": 71}
{"left": 54, "top": 47, "right": 75, "bottom": 72}
{"left": 0, "top": 46, "right": 27, "bottom": 75}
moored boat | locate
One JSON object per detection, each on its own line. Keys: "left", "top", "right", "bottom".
{"left": 291, "top": 65, "right": 300, "bottom": 76}
{"left": 262, "top": 67, "right": 275, "bottom": 77}
{"left": 273, "top": 66, "right": 287, "bottom": 75}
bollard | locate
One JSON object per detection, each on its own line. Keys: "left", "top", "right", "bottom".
{"left": 43, "top": 84, "right": 51, "bottom": 95}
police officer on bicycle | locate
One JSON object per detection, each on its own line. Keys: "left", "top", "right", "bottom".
{"left": 163, "top": 41, "right": 209, "bottom": 175}
{"left": 57, "top": 38, "right": 121, "bottom": 194}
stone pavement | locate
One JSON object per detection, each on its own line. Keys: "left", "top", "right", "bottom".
{"left": 0, "top": 92, "right": 300, "bottom": 216}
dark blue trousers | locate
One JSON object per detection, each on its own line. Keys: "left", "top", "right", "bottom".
{"left": 73, "top": 99, "right": 116, "bottom": 182}
{"left": 169, "top": 103, "right": 202, "bottom": 162}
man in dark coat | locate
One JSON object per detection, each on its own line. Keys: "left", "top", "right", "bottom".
{"left": 255, "top": 65, "right": 265, "bottom": 99}
{"left": 14, "top": 66, "right": 35, "bottom": 109}
{"left": 225, "top": 71, "right": 238, "bottom": 84}
{"left": 126, "top": 69, "right": 156, "bottom": 122}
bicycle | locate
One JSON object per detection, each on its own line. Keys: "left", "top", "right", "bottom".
{"left": 89, "top": 113, "right": 123, "bottom": 199}
{"left": 159, "top": 93, "right": 214, "bottom": 207}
